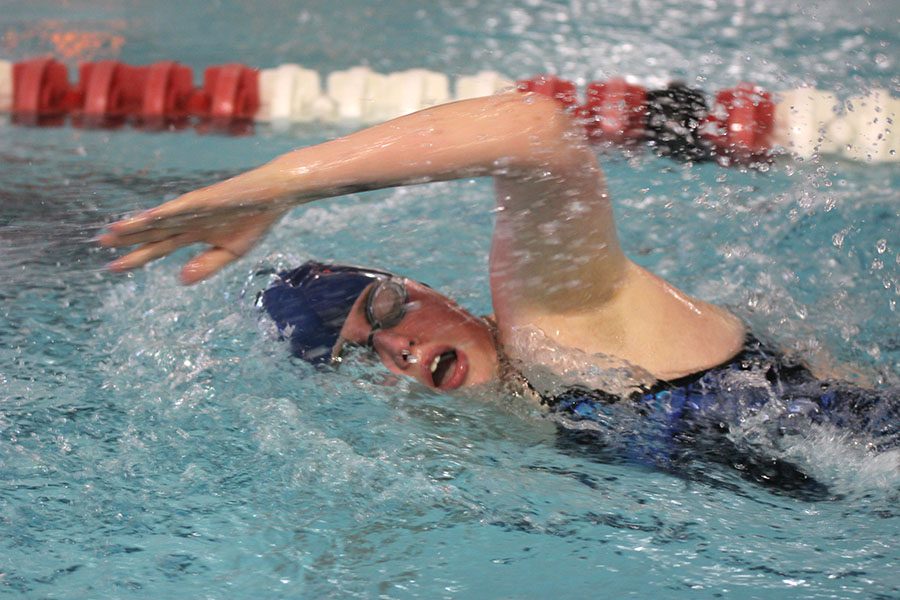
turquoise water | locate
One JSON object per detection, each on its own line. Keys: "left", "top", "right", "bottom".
{"left": 2, "top": 1, "right": 899, "bottom": 598}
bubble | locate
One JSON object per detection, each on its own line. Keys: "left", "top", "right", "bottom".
{"left": 832, "top": 229, "right": 848, "bottom": 248}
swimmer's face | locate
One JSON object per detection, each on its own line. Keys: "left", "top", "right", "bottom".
{"left": 338, "top": 279, "right": 499, "bottom": 390}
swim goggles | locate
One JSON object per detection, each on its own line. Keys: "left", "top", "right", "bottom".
{"left": 364, "top": 277, "right": 410, "bottom": 331}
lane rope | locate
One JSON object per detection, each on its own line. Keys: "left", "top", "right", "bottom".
{"left": 1, "top": 57, "right": 896, "bottom": 164}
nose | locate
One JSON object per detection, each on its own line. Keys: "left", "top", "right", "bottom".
{"left": 371, "top": 330, "right": 418, "bottom": 369}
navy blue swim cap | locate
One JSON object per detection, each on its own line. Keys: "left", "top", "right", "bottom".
{"left": 261, "top": 261, "right": 393, "bottom": 364}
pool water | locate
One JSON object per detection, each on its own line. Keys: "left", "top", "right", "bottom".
{"left": 1, "top": 1, "right": 898, "bottom": 598}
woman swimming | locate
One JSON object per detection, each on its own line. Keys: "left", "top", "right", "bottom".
{"left": 100, "top": 91, "right": 746, "bottom": 394}
{"left": 100, "top": 91, "right": 897, "bottom": 494}
{"left": 100, "top": 93, "right": 900, "bottom": 498}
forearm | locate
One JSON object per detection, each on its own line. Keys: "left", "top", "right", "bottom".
{"left": 261, "top": 92, "right": 581, "bottom": 207}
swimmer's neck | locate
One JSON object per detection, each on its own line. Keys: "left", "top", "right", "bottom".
{"left": 495, "top": 261, "right": 747, "bottom": 382}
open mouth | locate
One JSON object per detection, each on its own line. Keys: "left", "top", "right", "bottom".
{"left": 429, "top": 349, "right": 459, "bottom": 388}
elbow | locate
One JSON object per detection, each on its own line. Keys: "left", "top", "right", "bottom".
{"left": 495, "top": 91, "right": 591, "bottom": 170}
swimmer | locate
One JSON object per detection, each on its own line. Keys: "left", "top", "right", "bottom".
{"left": 100, "top": 91, "right": 745, "bottom": 394}
{"left": 99, "top": 92, "right": 897, "bottom": 460}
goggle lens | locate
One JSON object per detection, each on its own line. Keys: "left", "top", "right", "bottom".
{"left": 365, "top": 279, "right": 408, "bottom": 330}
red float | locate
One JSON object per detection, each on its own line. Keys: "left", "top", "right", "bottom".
{"left": 517, "top": 74, "right": 578, "bottom": 110}
{"left": 707, "top": 82, "right": 775, "bottom": 163}
{"left": 194, "top": 63, "right": 259, "bottom": 126}
{"left": 579, "top": 78, "right": 647, "bottom": 144}
{"left": 12, "top": 57, "right": 73, "bottom": 124}
{"left": 76, "top": 61, "right": 147, "bottom": 125}
{"left": 140, "top": 61, "right": 194, "bottom": 126}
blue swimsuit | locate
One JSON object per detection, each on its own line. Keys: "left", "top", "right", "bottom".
{"left": 544, "top": 337, "right": 898, "bottom": 493}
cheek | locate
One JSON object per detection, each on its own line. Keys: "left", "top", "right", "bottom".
{"left": 405, "top": 311, "right": 460, "bottom": 339}
{"left": 456, "top": 326, "right": 498, "bottom": 366}
{"left": 473, "top": 343, "right": 500, "bottom": 372}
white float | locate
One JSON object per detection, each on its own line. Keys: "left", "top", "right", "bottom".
{"left": 841, "top": 89, "right": 897, "bottom": 162}
{"left": 327, "top": 66, "right": 378, "bottom": 121}
{"left": 773, "top": 88, "right": 840, "bottom": 159}
{"left": 288, "top": 67, "right": 323, "bottom": 122}
{"left": 269, "top": 64, "right": 301, "bottom": 122}
{"left": 381, "top": 69, "right": 449, "bottom": 119}
{"left": 456, "top": 71, "right": 514, "bottom": 100}
{"left": 0, "top": 60, "right": 13, "bottom": 113}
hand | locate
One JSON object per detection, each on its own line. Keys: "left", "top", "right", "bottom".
{"left": 99, "top": 176, "right": 289, "bottom": 284}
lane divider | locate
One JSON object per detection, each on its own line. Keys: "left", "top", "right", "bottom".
{"left": 1, "top": 57, "right": 896, "bottom": 164}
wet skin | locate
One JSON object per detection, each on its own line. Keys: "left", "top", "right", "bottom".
{"left": 338, "top": 279, "right": 499, "bottom": 390}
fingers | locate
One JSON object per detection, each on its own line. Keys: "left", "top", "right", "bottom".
{"left": 101, "top": 208, "right": 214, "bottom": 243}
{"left": 180, "top": 247, "right": 240, "bottom": 285}
{"left": 107, "top": 233, "right": 197, "bottom": 272}
{"left": 106, "top": 236, "right": 239, "bottom": 285}
{"left": 103, "top": 207, "right": 180, "bottom": 238}
{"left": 99, "top": 187, "right": 218, "bottom": 240}
{"left": 98, "top": 224, "right": 190, "bottom": 248}
{"left": 100, "top": 203, "right": 269, "bottom": 247}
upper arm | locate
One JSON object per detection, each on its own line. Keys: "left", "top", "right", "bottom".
{"left": 487, "top": 95, "right": 746, "bottom": 379}
{"left": 486, "top": 93, "right": 629, "bottom": 320}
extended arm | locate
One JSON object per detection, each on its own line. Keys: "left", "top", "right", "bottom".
{"left": 102, "top": 92, "right": 744, "bottom": 379}
{"left": 101, "top": 92, "right": 626, "bottom": 287}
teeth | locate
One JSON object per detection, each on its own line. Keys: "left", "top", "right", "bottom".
{"left": 430, "top": 355, "right": 440, "bottom": 373}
